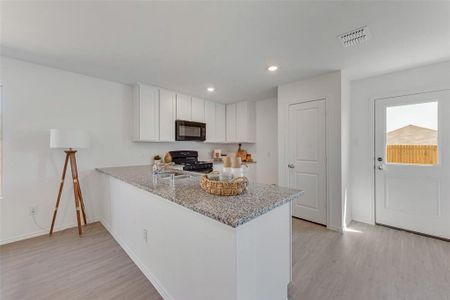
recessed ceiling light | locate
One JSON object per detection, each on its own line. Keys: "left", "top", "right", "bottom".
{"left": 267, "top": 65, "right": 278, "bottom": 72}
{"left": 207, "top": 87, "right": 215, "bottom": 92}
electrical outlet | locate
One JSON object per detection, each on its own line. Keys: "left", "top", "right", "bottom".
{"left": 143, "top": 229, "right": 148, "bottom": 243}
{"left": 29, "top": 206, "right": 38, "bottom": 216}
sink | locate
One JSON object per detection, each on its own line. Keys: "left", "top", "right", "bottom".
{"left": 153, "top": 171, "right": 190, "bottom": 183}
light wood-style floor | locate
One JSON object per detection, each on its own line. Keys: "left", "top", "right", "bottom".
{"left": 0, "top": 223, "right": 162, "bottom": 300}
{"left": 1, "top": 219, "right": 449, "bottom": 300}
{"left": 290, "top": 219, "right": 450, "bottom": 300}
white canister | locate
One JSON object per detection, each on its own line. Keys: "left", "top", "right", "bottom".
{"left": 222, "top": 167, "right": 233, "bottom": 177}
{"left": 220, "top": 168, "right": 233, "bottom": 182}
{"left": 230, "top": 167, "right": 244, "bottom": 178}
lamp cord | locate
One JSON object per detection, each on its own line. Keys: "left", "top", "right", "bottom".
{"left": 32, "top": 209, "right": 92, "bottom": 235}
{"left": 32, "top": 213, "right": 50, "bottom": 231}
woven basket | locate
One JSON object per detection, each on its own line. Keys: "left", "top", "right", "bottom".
{"left": 200, "top": 175, "right": 248, "bottom": 196}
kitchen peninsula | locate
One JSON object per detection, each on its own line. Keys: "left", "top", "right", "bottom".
{"left": 97, "top": 165, "right": 302, "bottom": 300}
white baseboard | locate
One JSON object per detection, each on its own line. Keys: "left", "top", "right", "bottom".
{"left": 100, "top": 220, "right": 173, "bottom": 300}
{"left": 351, "top": 217, "right": 376, "bottom": 226}
{"left": 0, "top": 218, "right": 99, "bottom": 245}
{"left": 327, "top": 225, "right": 343, "bottom": 232}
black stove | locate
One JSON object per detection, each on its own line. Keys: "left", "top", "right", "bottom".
{"left": 168, "top": 150, "right": 213, "bottom": 173}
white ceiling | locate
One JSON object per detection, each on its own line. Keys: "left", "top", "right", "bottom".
{"left": 1, "top": 1, "right": 450, "bottom": 103}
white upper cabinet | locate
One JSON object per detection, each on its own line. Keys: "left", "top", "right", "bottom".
{"left": 205, "top": 101, "right": 226, "bottom": 143}
{"left": 191, "top": 97, "right": 205, "bottom": 122}
{"left": 205, "top": 100, "right": 216, "bottom": 142}
{"left": 133, "top": 83, "right": 239, "bottom": 143}
{"left": 215, "top": 103, "right": 226, "bottom": 142}
{"left": 176, "top": 93, "right": 192, "bottom": 121}
{"left": 226, "top": 103, "right": 237, "bottom": 143}
{"left": 133, "top": 84, "right": 176, "bottom": 142}
{"left": 177, "top": 95, "right": 205, "bottom": 122}
{"left": 236, "top": 101, "right": 256, "bottom": 143}
{"left": 133, "top": 84, "right": 159, "bottom": 141}
{"left": 226, "top": 101, "right": 256, "bottom": 143}
{"left": 159, "top": 89, "right": 176, "bottom": 142}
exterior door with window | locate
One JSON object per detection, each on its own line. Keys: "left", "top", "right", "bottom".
{"left": 375, "top": 90, "right": 450, "bottom": 239}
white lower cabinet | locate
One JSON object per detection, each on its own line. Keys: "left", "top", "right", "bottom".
{"left": 101, "top": 175, "right": 291, "bottom": 300}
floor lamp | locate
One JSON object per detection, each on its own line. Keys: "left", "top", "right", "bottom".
{"left": 49, "top": 129, "right": 89, "bottom": 236}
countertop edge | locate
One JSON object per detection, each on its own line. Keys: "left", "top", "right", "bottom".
{"left": 96, "top": 167, "right": 302, "bottom": 228}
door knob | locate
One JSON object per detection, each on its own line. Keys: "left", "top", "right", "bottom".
{"left": 377, "top": 165, "right": 384, "bottom": 170}
{"left": 288, "top": 163, "right": 294, "bottom": 169}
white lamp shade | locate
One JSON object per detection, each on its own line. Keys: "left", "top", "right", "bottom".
{"left": 50, "top": 129, "right": 89, "bottom": 149}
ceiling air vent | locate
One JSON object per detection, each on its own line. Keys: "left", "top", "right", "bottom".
{"left": 338, "top": 26, "right": 371, "bottom": 47}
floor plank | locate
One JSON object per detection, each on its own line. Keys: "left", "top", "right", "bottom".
{"left": 1, "top": 219, "right": 449, "bottom": 299}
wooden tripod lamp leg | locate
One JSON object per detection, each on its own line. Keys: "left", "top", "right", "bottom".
{"left": 69, "top": 151, "right": 83, "bottom": 236}
{"left": 49, "top": 152, "right": 70, "bottom": 236}
{"left": 78, "top": 187, "right": 88, "bottom": 225}
{"left": 72, "top": 154, "right": 87, "bottom": 225}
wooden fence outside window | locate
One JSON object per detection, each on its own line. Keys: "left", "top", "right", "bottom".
{"left": 387, "top": 145, "right": 438, "bottom": 165}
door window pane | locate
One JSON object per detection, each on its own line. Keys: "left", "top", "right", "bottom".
{"left": 386, "top": 102, "right": 438, "bottom": 165}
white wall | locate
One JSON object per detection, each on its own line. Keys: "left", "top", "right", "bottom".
{"left": 350, "top": 60, "right": 450, "bottom": 224}
{"left": 0, "top": 57, "right": 225, "bottom": 244}
{"left": 341, "top": 73, "right": 351, "bottom": 227}
{"left": 278, "top": 71, "right": 345, "bottom": 231}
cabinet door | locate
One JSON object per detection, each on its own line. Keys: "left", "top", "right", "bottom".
{"left": 160, "top": 89, "right": 176, "bottom": 141}
{"left": 248, "top": 101, "right": 256, "bottom": 143}
{"left": 215, "top": 103, "right": 226, "bottom": 142}
{"left": 205, "top": 100, "right": 216, "bottom": 142}
{"left": 176, "top": 93, "right": 191, "bottom": 121}
{"left": 191, "top": 97, "right": 205, "bottom": 122}
{"left": 236, "top": 102, "right": 248, "bottom": 142}
{"left": 135, "top": 85, "right": 159, "bottom": 141}
{"left": 226, "top": 104, "right": 236, "bottom": 142}
{"left": 236, "top": 101, "right": 256, "bottom": 143}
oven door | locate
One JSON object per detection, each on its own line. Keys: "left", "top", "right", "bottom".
{"left": 175, "top": 120, "right": 206, "bottom": 141}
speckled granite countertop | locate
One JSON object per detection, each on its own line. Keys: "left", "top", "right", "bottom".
{"left": 96, "top": 165, "right": 302, "bottom": 228}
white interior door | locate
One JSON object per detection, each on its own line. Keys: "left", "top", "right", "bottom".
{"left": 288, "top": 100, "right": 327, "bottom": 224}
{"left": 375, "top": 90, "right": 450, "bottom": 239}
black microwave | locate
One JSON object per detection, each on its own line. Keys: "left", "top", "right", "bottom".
{"left": 175, "top": 120, "right": 206, "bottom": 141}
